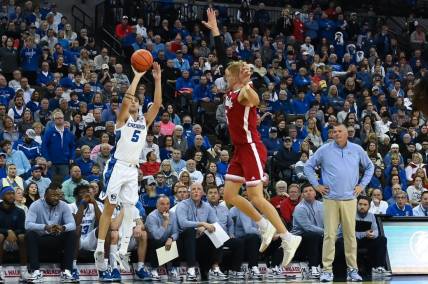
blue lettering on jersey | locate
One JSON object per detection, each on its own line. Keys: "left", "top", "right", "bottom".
{"left": 127, "top": 122, "right": 146, "bottom": 130}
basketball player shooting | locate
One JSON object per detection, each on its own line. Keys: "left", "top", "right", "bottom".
{"left": 202, "top": 8, "right": 302, "bottom": 267}
{"left": 94, "top": 62, "right": 162, "bottom": 273}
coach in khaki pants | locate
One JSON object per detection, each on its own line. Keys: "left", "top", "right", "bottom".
{"left": 304, "top": 124, "right": 374, "bottom": 282}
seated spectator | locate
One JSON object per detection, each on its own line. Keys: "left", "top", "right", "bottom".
{"left": 140, "top": 132, "right": 160, "bottom": 164}
{"left": 270, "top": 180, "right": 288, "bottom": 210}
{"left": 159, "top": 111, "right": 176, "bottom": 136}
{"left": 158, "top": 160, "right": 177, "bottom": 188}
{"left": 145, "top": 195, "right": 179, "bottom": 281}
{"left": 25, "top": 183, "right": 77, "bottom": 282}
{"left": 93, "top": 144, "right": 111, "bottom": 174}
{"left": 294, "top": 151, "right": 309, "bottom": 182}
{"left": 1, "top": 116, "right": 20, "bottom": 143}
{"left": 115, "top": 16, "right": 131, "bottom": 39}
{"left": 75, "top": 145, "right": 94, "bottom": 178}
{"left": 69, "top": 184, "right": 103, "bottom": 281}
{"left": 230, "top": 191, "right": 263, "bottom": 281}
{"left": 25, "top": 165, "right": 51, "bottom": 197}
{"left": 172, "top": 125, "right": 188, "bottom": 154}
{"left": 369, "top": 189, "right": 388, "bottom": 215}
{"left": 1, "top": 140, "right": 31, "bottom": 176}
{"left": 355, "top": 196, "right": 391, "bottom": 277}
{"left": 274, "top": 137, "right": 300, "bottom": 183}
{"left": 2, "top": 163, "right": 24, "bottom": 190}
{"left": 207, "top": 186, "right": 245, "bottom": 280}
{"left": 407, "top": 176, "right": 428, "bottom": 207}
{"left": 175, "top": 183, "right": 222, "bottom": 281}
{"left": 24, "top": 182, "right": 40, "bottom": 209}
{"left": 386, "top": 192, "right": 413, "bottom": 216}
{"left": 215, "top": 150, "right": 229, "bottom": 178}
{"left": 413, "top": 191, "right": 428, "bottom": 216}
{"left": 291, "top": 184, "right": 324, "bottom": 279}
{"left": 160, "top": 135, "right": 174, "bottom": 161}
{"left": 263, "top": 127, "right": 281, "bottom": 156}
{"left": 279, "top": 184, "right": 301, "bottom": 228}
{"left": 170, "top": 148, "right": 186, "bottom": 174}
{"left": 62, "top": 165, "right": 89, "bottom": 204}
{"left": 13, "top": 129, "right": 41, "bottom": 163}
{"left": 140, "top": 151, "right": 161, "bottom": 177}
{"left": 184, "top": 159, "right": 203, "bottom": 184}
{"left": 405, "top": 153, "right": 426, "bottom": 183}
{"left": 140, "top": 177, "right": 159, "bottom": 214}
{"left": 0, "top": 186, "right": 27, "bottom": 282}
{"left": 170, "top": 182, "right": 189, "bottom": 211}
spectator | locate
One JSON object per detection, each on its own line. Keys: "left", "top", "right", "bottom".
{"left": 25, "top": 184, "right": 77, "bottom": 282}
{"left": 145, "top": 196, "right": 179, "bottom": 281}
{"left": 413, "top": 191, "right": 428, "bottom": 216}
{"left": 175, "top": 183, "right": 222, "bottom": 281}
{"left": 406, "top": 176, "right": 427, "bottom": 207}
{"left": 184, "top": 159, "right": 203, "bottom": 184}
{"left": 159, "top": 111, "right": 175, "bottom": 136}
{"left": 263, "top": 127, "right": 281, "bottom": 156}
{"left": 355, "top": 196, "right": 391, "bottom": 277}
{"left": 170, "top": 149, "right": 186, "bottom": 174}
{"left": 172, "top": 125, "right": 188, "bottom": 154}
{"left": 3, "top": 163, "right": 24, "bottom": 190}
{"left": 42, "top": 110, "right": 75, "bottom": 179}
{"left": 75, "top": 145, "right": 94, "bottom": 178}
{"left": 1, "top": 140, "right": 31, "bottom": 176}
{"left": 140, "top": 132, "right": 160, "bottom": 163}
{"left": 291, "top": 184, "right": 324, "bottom": 279}
{"left": 270, "top": 180, "right": 288, "bottom": 210}
{"left": 386, "top": 191, "right": 413, "bottom": 216}
{"left": 13, "top": 129, "right": 41, "bottom": 163}
{"left": 369, "top": 189, "right": 388, "bottom": 215}
{"left": 0, "top": 186, "right": 27, "bottom": 282}
{"left": 279, "top": 184, "right": 301, "bottom": 228}
{"left": 140, "top": 151, "right": 161, "bottom": 177}
{"left": 24, "top": 182, "right": 40, "bottom": 209}
{"left": 25, "top": 165, "right": 51, "bottom": 197}
{"left": 115, "top": 16, "right": 131, "bottom": 39}
{"left": 274, "top": 137, "right": 300, "bottom": 183}
{"left": 62, "top": 165, "right": 89, "bottom": 204}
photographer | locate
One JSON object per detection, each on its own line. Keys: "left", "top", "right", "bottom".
{"left": 24, "top": 183, "right": 77, "bottom": 282}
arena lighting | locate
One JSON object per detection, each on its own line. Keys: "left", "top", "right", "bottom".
{"left": 378, "top": 216, "right": 428, "bottom": 275}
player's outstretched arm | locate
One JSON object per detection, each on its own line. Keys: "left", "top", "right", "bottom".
{"left": 117, "top": 68, "right": 146, "bottom": 127}
{"left": 144, "top": 62, "right": 162, "bottom": 127}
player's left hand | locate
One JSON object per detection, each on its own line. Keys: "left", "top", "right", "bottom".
{"left": 354, "top": 185, "right": 364, "bottom": 196}
{"left": 131, "top": 66, "right": 146, "bottom": 78}
{"left": 152, "top": 62, "right": 161, "bottom": 81}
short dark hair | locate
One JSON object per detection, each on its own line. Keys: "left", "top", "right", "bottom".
{"left": 357, "top": 195, "right": 371, "bottom": 204}
{"left": 45, "top": 183, "right": 62, "bottom": 196}
{"left": 300, "top": 183, "right": 313, "bottom": 191}
{"left": 421, "top": 191, "right": 428, "bottom": 198}
{"left": 73, "top": 184, "right": 90, "bottom": 197}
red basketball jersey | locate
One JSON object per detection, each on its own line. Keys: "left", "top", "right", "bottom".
{"left": 224, "top": 89, "right": 261, "bottom": 145}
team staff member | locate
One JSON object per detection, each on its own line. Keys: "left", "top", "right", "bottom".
{"left": 304, "top": 124, "right": 374, "bottom": 282}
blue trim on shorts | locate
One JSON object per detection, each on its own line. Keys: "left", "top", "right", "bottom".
{"left": 102, "top": 157, "right": 117, "bottom": 193}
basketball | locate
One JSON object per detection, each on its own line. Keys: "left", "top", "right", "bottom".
{"left": 131, "top": 49, "right": 153, "bottom": 72}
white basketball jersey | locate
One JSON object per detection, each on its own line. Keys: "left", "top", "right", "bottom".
{"left": 113, "top": 115, "right": 147, "bottom": 165}
{"left": 68, "top": 203, "right": 95, "bottom": 237}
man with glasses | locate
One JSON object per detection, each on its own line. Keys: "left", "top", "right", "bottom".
{"left": 41, "top": 109, "right": 75, "bottom": 180}
{"left": 413, "top": 191, "right": 428, "bottom": 216}
{"left": 386, "top": 191, "right": 413, "bottom": 216}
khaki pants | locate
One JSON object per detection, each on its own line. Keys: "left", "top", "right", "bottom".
{"left": 322, "top": 199, "right": 357, "bottom": 272}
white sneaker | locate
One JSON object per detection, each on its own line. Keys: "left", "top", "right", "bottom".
{"left": 27, "top": 270, "right": 44, "bottom": 283}
{"left": 209, "top": 268, "right": 228, "bottom": 281}
{"left": 280, "top": 234, "right": 302, "bottom": 267}
{"left": 228, "top": 270, "right": 245, "bottom": 280}
{"left": 60, "top": 269, "right": 79, "bottom": 283}
{"left": 169, "top": 267, "right": 182, "bottom": 281}
{"left": 151, "top": 269, "right": 161, "bottom": 281}
{"left": 266, "top": 266, "right": 287, "bottom": 279}
{"left": 94, "top": 250, "right": 107, "bottom": 271}
{"left": 20, "top": 270, "right": 32, "bottom": 281}
{"left": 310, "top": 266, "right": 320, "bottom": 278}
{"left": 372, "top": 267, "right": 392, "bottom": 277}
{"left": 259, "top": 220, "right": 276, "bottom": 252}
{"left": 186, "top": 267, "right": 197, "bottom": 282}
{"left": 112, "top": 250, "right": 131, "bottom": 272}
{"left": 249, "top": 266, "right": 263, "bottom": 280}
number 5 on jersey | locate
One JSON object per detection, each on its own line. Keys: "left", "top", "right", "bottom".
{"left": 131, "top": 130, "right": 141, "bottom": 142}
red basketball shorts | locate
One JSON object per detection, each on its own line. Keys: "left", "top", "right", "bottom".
{"left": 225, "top": 142, "right": 267, "bottom": 187}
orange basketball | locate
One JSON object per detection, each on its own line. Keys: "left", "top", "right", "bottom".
{"left": 131, "top": 49, "right": 154, "bottom": 72}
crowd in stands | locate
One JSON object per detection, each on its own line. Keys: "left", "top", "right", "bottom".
{"left": 0, "top": 0, "right": 427, "bottom": 282}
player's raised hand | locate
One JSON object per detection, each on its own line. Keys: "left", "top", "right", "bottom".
{"left": 152, "top": 62, "right": 161, "bottom": 81}
{"left": 131, "top": 65, "right": 146, "bottom": 78}
{"left": 202, "top": 8, "right": 220, "bottom": 36}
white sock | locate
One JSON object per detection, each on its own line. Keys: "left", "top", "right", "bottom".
{"left": 256, "top": 218, "right": 268, "bottom": 230}
{"left": 188, "top": 267, "right": 195, "bottom": 275}
{"left": 110, "top": 245, "right": 118, "bottom": 269}
{"left": 213, "top": 266, "right": 220, "bottom": 272}
{"left": 137, "top": 262, "right": 145, "bottom": 270}
{"left": 73, "top": 260, "right": 77, "bottom": 270}
{"left": 96, "top": 239, "right": 105, "bottom": 252}
{"left": 118, "top": 206, "right": 133, "bottom": 255}
{"left": 280, "top": 232, "right": 292, "bottom": 242}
